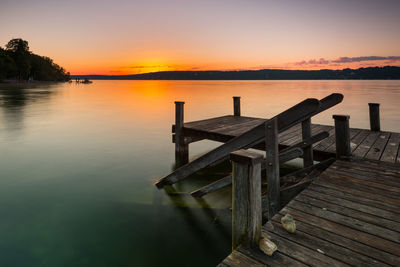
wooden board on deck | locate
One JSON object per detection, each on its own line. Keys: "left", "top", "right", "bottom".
{"left": 179, "top": 115, "right": 400, "bottom": 164}
{"left": 219, "top": 159, "right": 400, "bottom": 266}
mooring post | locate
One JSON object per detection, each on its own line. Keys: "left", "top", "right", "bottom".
{"left": 231, "top": 149, "right": 262, "bottom": 250}
{"left": 369, "top": 103, "right": 380, "bottom": 131}
{"left": 301, "top": 118, "right": 313, "bottom": 167}
{"left": 175, "top": 101, "right": 188, "bottom": 167}
{"left": 265, "top": 117, "right": 280, "bottom": 220}
{"left": 333, "top": 115, "right": 351, "bottom": 158}
{"left": 233, "top": 96, "right": 241, "bottom": 116}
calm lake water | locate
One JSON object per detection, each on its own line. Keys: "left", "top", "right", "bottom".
{"left": 1, "top": 80, "right": 400, "bottom": 267}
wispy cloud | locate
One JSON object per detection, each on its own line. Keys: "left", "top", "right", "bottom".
{"left": 294, "top": 56, "right": 400, "bottom": 67}
{"left": 332, "top": 56, "right": 400, "bottom": 63}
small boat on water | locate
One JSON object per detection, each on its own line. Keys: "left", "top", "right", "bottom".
{"left": 74, "top": 78, "right": 93, "bottom": 84}
{"left": 81, "top": 78, "right": 92, "bottom": 84}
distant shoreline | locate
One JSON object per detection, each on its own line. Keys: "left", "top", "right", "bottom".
{"left": 71, "top": 66, "right": 400, "bottom": 80}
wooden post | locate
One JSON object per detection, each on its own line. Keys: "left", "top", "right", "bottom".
{"left": 175, "top": 101, "right": 188, "bottom": 167}
{"left": 265, "top": 117, "right": 280, "bottom": 219}
{"left": 333, "top": 115, "right": 351, "bottom": 158}
{"left": 231, "top": 149, "right": 262, "bottom": 250}
{"left": 369, "top": 103, "right": 380, "bottom": 131}
{"left": 233, "top": 96, "right": 241, "bottom": 116}
{"left": 301, "top": 118, "right": 313, "bottom": 167}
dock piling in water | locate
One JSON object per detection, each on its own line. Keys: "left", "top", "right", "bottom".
{"left": 233, "top": 96, "right": 241, "bottom": 116}
{"left": 174, "top": 101, "right": 188, "bottom": 167}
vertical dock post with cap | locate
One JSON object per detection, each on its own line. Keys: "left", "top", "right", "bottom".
{"left": 369, "top": 103, "right": 381, "bottom": 131}
{"left": 175, "top": 101, "right": 188, "bottom": 167}
{"left": 231, "top": 149, "right": 263, "bottom": 250}
{"left": 333, "top": 115, "right": 351, "bottom": 158}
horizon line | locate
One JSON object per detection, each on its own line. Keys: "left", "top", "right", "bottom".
{"left": 70, "top": 65, "right": 399, "bottom": 76}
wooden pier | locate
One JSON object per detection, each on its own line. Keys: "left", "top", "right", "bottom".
{"left": 219, "top": 157, "right": 400, "bottom": 266}
{"left": 154, "top": 94, "right": 400, "bottom": 266}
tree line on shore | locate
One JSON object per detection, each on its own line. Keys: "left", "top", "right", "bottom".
{"left": 0, "top": 38, "right": 70, "bottom": 82}
{"left": 73, "top": 66, "right": 400, "bottom": 80}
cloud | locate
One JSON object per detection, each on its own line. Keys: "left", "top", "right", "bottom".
{"left": 332, "top": 56, "right": 400, "bottom": 63}
{"left": 293, "top": 56, "right": 400, "bottom": 67}
{"left": 294, "top": 58, "right": 329, "bottom": 65}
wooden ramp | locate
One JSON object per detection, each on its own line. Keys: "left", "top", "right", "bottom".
{"left": 181, "top": 115, "right": 400, "bottom": 164}
{"left": 219, "top": 158, "right": 400, "bottom": 266}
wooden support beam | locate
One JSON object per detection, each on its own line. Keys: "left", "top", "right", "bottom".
{"left": 233, "top": 96, "right": 241, "bottom": 116}
{"left": 190, "top": 147, "right": 303, "bottom": 198}
{"left": 265, "top": 117, "right": 280, "bottom": 220}
{"left": 301, "top": 118, "right": 313, "bottom": 167}
{"left": 175, "top": 101, "right": 189, "bottom": 167}
{"left": 231, "top": 149, "right": 262, "bottom": 250}
{"left": 333, "top": 115, "right": 351, "bottom": 159}
{"left": 369, "top": 103, "right": 380, "bottom": 131}
{"left": 280, "top": 131, "right": 329, "bottom": 154}
{"left": 156, "top": 93, "right": 343, "bottom": 188}
{"left": 261, "top": 158, "right": 336, "bottom": 217}
{"left": 155, "top": 98, "right": 320, "bottom": 188}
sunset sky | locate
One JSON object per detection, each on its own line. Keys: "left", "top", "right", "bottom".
{"left": 1, "top": 0, "right": 400, "bottom": 75}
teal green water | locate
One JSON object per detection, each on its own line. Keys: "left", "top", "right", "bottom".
{"left": 0, "top": 80, "right": 400, "bottom": 266}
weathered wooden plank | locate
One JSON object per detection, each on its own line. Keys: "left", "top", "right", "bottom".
{"left": 279, "top": 124, "right": 315, "bottom": 146}
{"left": 350, "top": 129, "right": 369, "bottom": 152}
{"left": 155, "top": 98, "right": 321, "bottom": 188}
{"left": 365, "top": 132, "right": 390, "bottom": 160}
{"left": 195, "top": 116, "right": 259, "bottom": 133}
{"left": 314, "top": 127, "right": 336, "bottom": 151}
{"left": 327, "top": 164, "right": 400, "bottom": 188}
{"left": 220, "top": 119, "right": 268, "bottom": 136}
{"left": 353, "top": 131, "right": 380, "bottom": 158}
{"left": 280, "top": 131, "right": 329, "bottom": 154}
{"left": 190, "top": 176, "right": 232, "bottom": 197}
{"left": 221, "top": 250, "right": 266, "bottom": 267}
{"left": 289, "top": 199, "right": 400, "bottom": 243}
{"left": 309, "top": 183, "right": 400, "bottom": 215}
{"left": 272, "top": 213, "right": 399, "bottom": 266}
{"left": 281, "top": 206, "right": 400, "bottom": 256}
{"left": 238, "top": 247, "right": 306, "bottom": 266}
{"left": 295, "top": 193, "right": 400, "bottom": 233}
{"left": 261, "top": 228, "right": 348, "bottom": 266}
{"left": 321, "top": 169, "right": 400, "bottom": 198}
{"left": 380, "top": 132, "right": 400, "bottom": 163}
{"left": 304, "top": 186, "right": 400, "bottom": 221}
{"left": 336, "top": 157, "right": 400, "bottom": 175}
{"left": 325, "top": 127, "right": 361, "bottom": 154}
{"left": 264, "top": 220, "right": 389, "bottom": 266}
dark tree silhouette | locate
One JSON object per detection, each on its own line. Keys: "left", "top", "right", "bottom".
{"left": 0, "top": 38, "right": 69, "bottom": 82}
{"left": 5, "top": 38, "right": 29, "bottom": 53}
